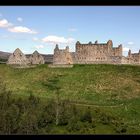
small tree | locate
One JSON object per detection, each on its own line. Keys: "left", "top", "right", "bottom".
{"left": 45, "top": 77, "right": 61, "bottom": 126}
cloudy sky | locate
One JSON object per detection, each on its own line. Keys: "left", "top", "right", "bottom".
{"left": 0, "top": 6, "right": 140, "bottom": 55}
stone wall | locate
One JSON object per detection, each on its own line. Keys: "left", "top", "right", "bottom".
{"left": 53, "top": 44, "right": 73, "bottom": 65}
{"left": 126, "top": 49, "right": 140, "bottom": 64}
{"left": 7, "top": 48, "right": 29, "bottom": 65}
{"left": 112, "top": 45, "right": 122, "bottom": 57}
{"left": 7, "top": 40, "right": 140, "bottom": 66}
{"left": 75, "top": 40, "right": 122, "bottom": 64}
{"left": 52, "top": 40, "right": 140, "bottom": 65}
{"left": 29, "top": 51, "right": 45, "bottom": 65}
{"left": 7, "top": 49, "right": 45, "bottom": 66}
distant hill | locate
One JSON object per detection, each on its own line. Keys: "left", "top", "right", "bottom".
{"left": 0, "top": 51, "right": 11, "bottom": 59}
{"left": 0, "top": 51, "right": 11, "bottom": 63}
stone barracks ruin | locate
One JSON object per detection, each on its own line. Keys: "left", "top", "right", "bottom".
{"left": 7, "top": 40, "right": 140, "bottom": 67}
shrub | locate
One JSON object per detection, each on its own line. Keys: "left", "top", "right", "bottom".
{"left": 80, "top": 108, "right": 92, "bottom": 123}
{"left": 66, "top": 118, "right": 83, "bottom": 132}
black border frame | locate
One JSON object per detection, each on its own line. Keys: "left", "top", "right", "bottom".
{"left": 0, "top": 0, "right": 140, "bottom": 139}
{"left": 0, "top": 0, "right": 140, "bottom": 6}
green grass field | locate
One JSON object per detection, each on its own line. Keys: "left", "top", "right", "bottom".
{"left": 0, "top": 64, "right": 140, "bottom": 134}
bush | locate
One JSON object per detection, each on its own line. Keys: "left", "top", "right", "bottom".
{"left": 58, "top": 100, "right": 73, "bottom": 126}
{"left": 113, "top": 122, "right": 127, "bottom": 134}
{"left": 66, "top": 118, "right": 83, "bottom": 132}
{"left": 80, "top": 108, "right": 92, "bottom": 123}
{"left": 114, "top": 126, "right": 127, "bottom": 134}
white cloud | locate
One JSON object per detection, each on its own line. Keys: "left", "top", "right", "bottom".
{"left": 17, "top": 17, "right": 23, "bottom": 22}
{"left": 127, "top": 42, "right": 134, "bottom": 45}
{"left": 33, "top": 37, "right": 39, "bottom": 41}
{"left": 0, "top": 19, "right": 13, "bottom": 28}
{"left": 123, "top": 47, "right": 130, "bottom": 52}
{"left": 34, "top": 45, "right": 45, "bottom": 49}
{"left": 68, "top": 28, "right": 77, "bottom": 32}
{"left": 42, "top": 35, "right": 75, "bottom": 44}
{"left": 67, "top": 38, "right": 75, "bottom": 43}
{"left": 8, "top": 26, "right": 37, "bottom": 34}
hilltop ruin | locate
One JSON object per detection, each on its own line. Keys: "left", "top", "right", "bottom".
{"left": 6, "top": 40, "right": 140, "bottom": 67}
{"left": 7, "top": 48, "right": 29, "bottom": 66}
{"left": 53, "top": 40, "right": 140, "bottom": 65}
{"left": 7, "top": 49, "right": 45, "bottom": 67}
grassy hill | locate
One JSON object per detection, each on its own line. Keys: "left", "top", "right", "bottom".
{"left": 0, "top": 64, "right": 140, "bottom": 134}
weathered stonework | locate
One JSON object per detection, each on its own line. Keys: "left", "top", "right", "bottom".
{"left": 7, "top": 40, "right": 140, "bottom": 66}
{"left": 7, "top": 48, "right": 29, "bottom": 65}
{"left": 7, "top": 49, "right": 45, "bottom": 66}
{"left": 28, "top": 51, "right": 45, "bottom": 65}
{"left": 52, "top": 40, "right": 140, "bottom": 65}
{"left": 74, "top": 40, "right": 122, "bottom": 64}
{"left": 53, "top": 44, "right": 73, "bottom": 65}
{"left": 121, "top": 49, "right": 140, "bottom": 64}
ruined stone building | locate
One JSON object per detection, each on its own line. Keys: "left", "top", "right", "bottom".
{"left": 28, "top": 51, "right": 45, "bottom": 65}
{"left": 7, "top": 48, "right": 29, "bottom": 65}
{"left": 7, "top": 49, "right": 45, "bottom": 66}
{"left": 6, "top": 40, "right": 140, "bottom": 66}
{"left": 74, "top": 40, "right": 122, "bottom": 64}
{"left": 52, "top": 40, "right": 140, "bottom": 65}
{"left": 121, "top": 49, "right": 140, "bottom": 64}
{"left": 53, "top": 44, "right": 73, "bottom": 65}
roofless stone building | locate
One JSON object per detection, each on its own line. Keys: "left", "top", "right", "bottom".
{"left": 53, "top": 44, "right": 73, "bottom": 65}
{"left": 52, "top": 40, "right": 140, "bottom": 65}
{"left": 7, "top": 48, "right": 28, "bottom": 65}
{"left": 74, "top": 40, "right": 122, "bottom": 64}
{"left": 7, "top": 40, "right": 140, "bottom": 67}
{"left": 29, "top": 51, "right": 45, "bottom": 65}
{"left": 7, "top": 49, "right": 45, "bottom": 66}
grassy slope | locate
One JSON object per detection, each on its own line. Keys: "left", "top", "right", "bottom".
{"left": 0, "top": 64, "right": 140, "bottom": 134}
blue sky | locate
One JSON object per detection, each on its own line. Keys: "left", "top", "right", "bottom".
{"left": 0, "top": 6, "right": 140, "bottom": 55}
